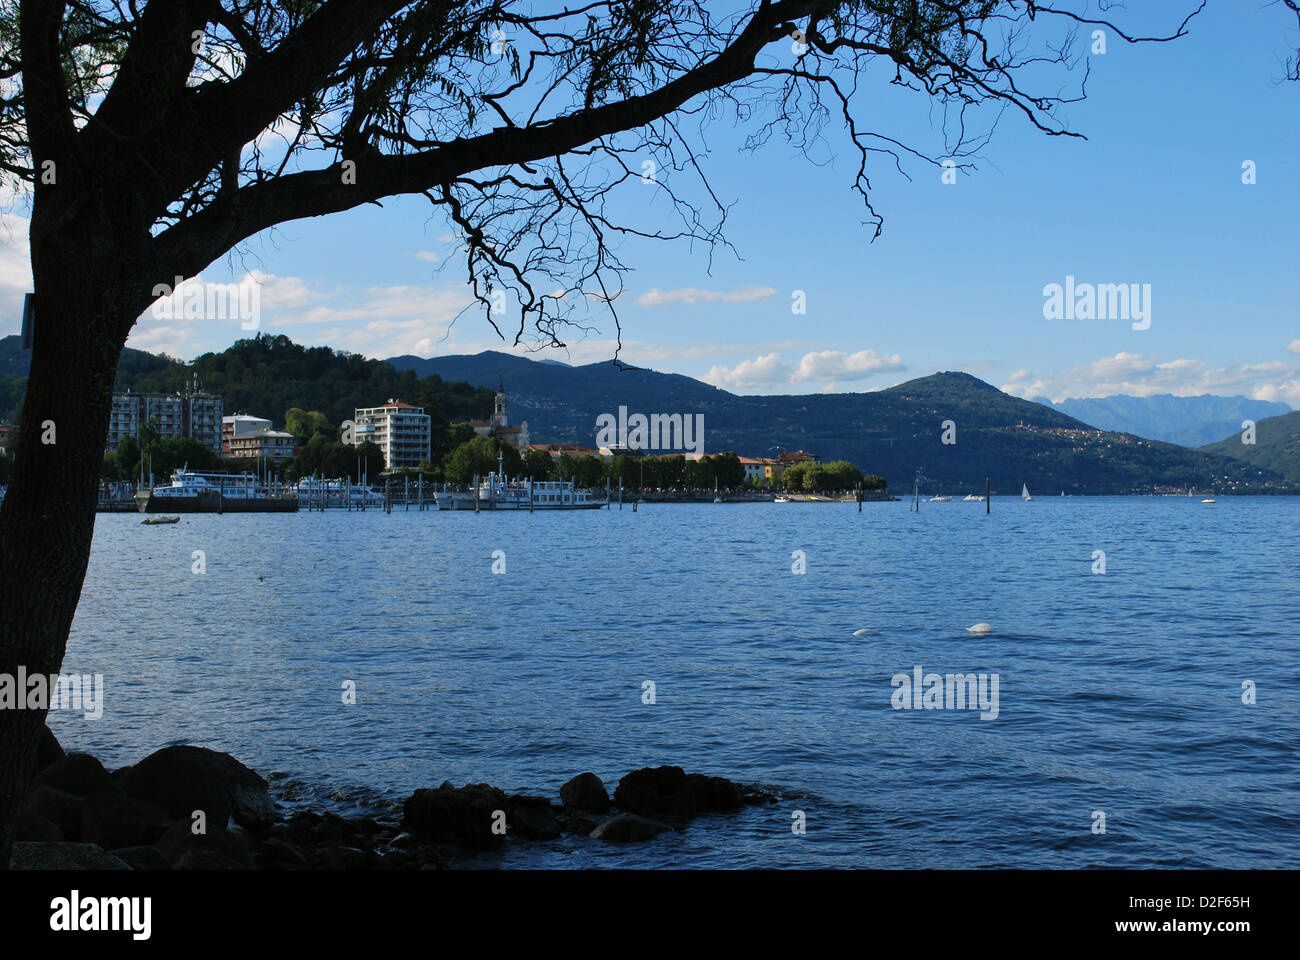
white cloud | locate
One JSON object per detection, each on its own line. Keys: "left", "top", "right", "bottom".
{"left": 1000, "top": 352, "right": 1300, "bottom": 408}
{"left": 125, "top": 323, "right": 194, "bottom": 358}
{"left": 1288, "top": 339, "right": 1300, "bottom": 355}
{"left": 415, "top": 251, "right": 440, "bottom": 263}
{"left": 790, "top": 349, "right": 904, "bottom": 382}
{"left": 702, "top": 347, "right": 905, "bottom": 391}
{"left": 636, "top": 285, "right": 776, "bottom": 308}
{"left": 702, "top": 353, "right": 793, "bottom": 389}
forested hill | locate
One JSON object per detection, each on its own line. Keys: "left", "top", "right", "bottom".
{"left": 0, "top": 333, "right": 495, "bottom": 428}
{"left": 390, "top": 352, "right": 1292, "bottom": 494}
{"left": 1201, "top": 410, "right": 1300, "bottom": 482}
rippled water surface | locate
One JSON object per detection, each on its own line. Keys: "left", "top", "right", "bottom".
{"left": 54, "top": 496, "right": 1300, "bottom": 868}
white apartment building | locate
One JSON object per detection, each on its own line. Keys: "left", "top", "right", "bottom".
{"left": 352, "top": 400, "right": 431, "bottom": 469}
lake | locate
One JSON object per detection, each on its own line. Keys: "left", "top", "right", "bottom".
{"left": 52, "top": 496, "right": 1300, "bottom": 868}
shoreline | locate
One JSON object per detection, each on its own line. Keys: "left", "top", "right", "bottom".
{"left": 13, "top": 728, "right": 776, "bottom": 870}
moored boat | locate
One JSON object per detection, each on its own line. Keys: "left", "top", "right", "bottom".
{"left": 434, "top": 455, "right": 606, "bottom": 510}
{"left": 135, "top": 467, "right": 299, "bottom": 513}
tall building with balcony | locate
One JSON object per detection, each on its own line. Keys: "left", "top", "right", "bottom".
{"left": 107, "top": 382, "right": 223, "bottom": 456}
{"left": 353, "top": 400, "right": 431, "bottom": 469}
{"left": 227, "top": 429, "right": 298, "bottom": 460}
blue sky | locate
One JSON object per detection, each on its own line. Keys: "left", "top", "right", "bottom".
{"left": 1, "top": 0, "right": 1296, "bottom": 405}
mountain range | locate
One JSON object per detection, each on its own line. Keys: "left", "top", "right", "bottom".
{"left": 2, "top": 334, "right": 1294, "bottom": 492}
{"left": 388, "top": 350, "right": 1294, "bottom": 494}
{"left": 1035, "top": 394, "right": 1292, "bottom": 448}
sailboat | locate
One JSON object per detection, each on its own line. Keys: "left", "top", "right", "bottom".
{"left": 1021, "top": 483, "right": 1033, "bottom": 501}
{"left": 713, "top": 478, "right": 722, "bottom": 503}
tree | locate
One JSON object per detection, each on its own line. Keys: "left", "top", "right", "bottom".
{"left": 522, "top": 447, "right": 555, "bottom": 481}
{"left": 780, "top": 462, "right": 808, "bottom": 491}
{"left": 443, "top": 435, "right": 521, "bottom": 483}
{"left": 285, "top": 407, "right": 333, "bottom": 441}
{"left": 146, "top": 436, "right": 222, "bottom": 477}
{"left": 112, "top": 434, "right": 140, "bottom": 482}
{"left": 707, "top": 452, "right": 746, "bottom": 489}
{"left": 0, "top": 0, "right": 1207, "bottom": 863}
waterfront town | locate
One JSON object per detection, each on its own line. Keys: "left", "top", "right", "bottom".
{"left": 0, "top": 375, "right": 855, "bottom": 507}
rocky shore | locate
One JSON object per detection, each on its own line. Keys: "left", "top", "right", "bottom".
{"left": 10, "top": 727, "right": 776, "bottom": 870}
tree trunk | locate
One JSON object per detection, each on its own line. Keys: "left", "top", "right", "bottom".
{"left": 0, "top": 222, "right": 143, "bottom": 866}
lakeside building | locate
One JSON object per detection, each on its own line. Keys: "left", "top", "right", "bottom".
{"left": 221, "top": 415, "right": 271, "bottom": 451}
{"left": 469, "top": 380, "right": 530, "bottom": 451}
{"left": 227, "top": 430, "right": 297, "bottom": 459}
{"left": 107, "top": 379, "right": 223, "bottom": 455}
{"left": 777, "top": 450, "right": 820, "bottom": 465}
{"left": 353, "top": 400, "right": 431, "bottom": 469}
{"left": 739, "top": 456, "right": 788, "bottom": 484}
{"left": 222, "top": 414, "right": 299, "bottom": 460}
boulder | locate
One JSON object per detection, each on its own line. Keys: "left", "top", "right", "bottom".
{"left": 613, "top": 766, "right": 695, "bottom": 819}
{"left": 507, "top": 795, "right": 563, "bottom": 841}
{"left": 310, "top": 847, "right": 347, "bottom": 871}
{"left": 337, "top": 846, "right": 384, "bottom": 870}
{"left": 561, "top": 812, "right": 601, "bottom": 836}
{"left": 402, "top": 782, "right": 509, "bottom": 849}
{"left": 590, "top": 813, "right": 672, "bottom": 842}
{"left": 174, "top": 849, "right": 246, "bottom": 870}
{"left": 257, "top": 837, "right": 308, "bottom": 869}
{"left": 109, "top": 846, "right": 172, "bottom": 871}
{"left": 80, "top": 796, "right": 173, "bottom": 850}
{"left": 120, "top": 745, "right": 276, "bottom": 832}
{"left": 685, "top": 773, "right": 742, "bottom": 813}
{"left": 25, "top": 786, "right": 85, "bottom": 841}
{"left": 560, "top": 772, "right": 610, "bottom": 813}
{"left": 32, "top": 753, "right": 122, "bottom": 801}
{"left": 155, "top": 819, "right": 255, "bottom": 870}
{"left": 9, "top": 841, "right": 130, "bottom": 870}
{"left": 119, "top": 746, "right": 231, "bottom": 828}
{"left": 14, "top": 812, "right": 63, "bottom": 842}
{"left": 35, "top": 725, "right": 64, "bottom": 773}
{"left": 204, "top": 750, "right": 278, "bottom": 831}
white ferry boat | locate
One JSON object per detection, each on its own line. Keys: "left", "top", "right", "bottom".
{"left": 136, "top": 467, "right": 298, "bottom": 513}
{"left": 435, "top": 455, "right": 606, "bottom": 511}
{"left": 295, "top": 477, "right": 386, "bottom": 508}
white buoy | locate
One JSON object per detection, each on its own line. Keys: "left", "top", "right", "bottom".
{"left": 966, "top": 623, "right": 993, "bottom": 634}
{"left": 852, "top": 628, "right": 870, "bottom": 637}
